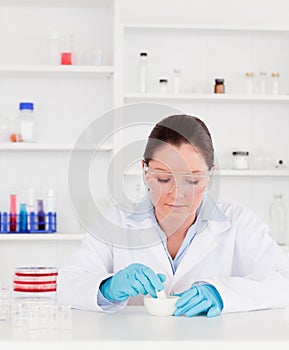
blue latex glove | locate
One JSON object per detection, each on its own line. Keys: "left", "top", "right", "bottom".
{"left": 174, "top": 284, "right": 223, "bottom": 317}
{"left": 99, "top": 263, "right": 166, "bottom": 302}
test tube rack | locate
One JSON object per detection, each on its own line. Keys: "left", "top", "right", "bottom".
{"left": 0, "top": 212, "right": 57, "bottom": 233}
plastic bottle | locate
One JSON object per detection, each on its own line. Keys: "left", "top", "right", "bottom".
{"left": 245, "top": 72, "right": 254, "bottom": 94}
{"left": 138, "top": 52, "right": 148, "bottom": 93}
{"left": 271, "top": 72, "right": 280, "bottom": 95}
{"left": 18, "top": 102, "right": 36, "bottom": 142}
{"left": 48, "top": 29, "right": 60, "bottom": 65}
{"left": 173, "top": 68, "right": 181, "bottom": 93}
{"left": 259, "top": 71, "right": 267, "bottom": 94}
{"left": 269, "top": 194, "right": 287, "bottom": 245}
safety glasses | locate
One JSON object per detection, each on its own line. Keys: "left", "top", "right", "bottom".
{"left": 143, "top": 164, "right": 212, "bottom": 194}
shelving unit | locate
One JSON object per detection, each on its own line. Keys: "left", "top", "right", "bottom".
{"left": 124, "top": 169, "right": 289, "bottom": 177}
{"left": 0, "top": 143, "right": 113, "bottom": 151}
{"left": 124, "top": 93, "right": 289, "bottom": 103}
{"left": 0, "top": 233, "right": 85, "bottom": 241}
{"left": 0, "top": 0, "right": 116, "bottom": 280}
{"left": 0, "top": 0, "right": 288, "bottom": 285}
{"left": 120, "top": 7, "right": 289, "bottom": 232}
{"left": 0, "top": 65, "right": 114, "bottom": 77}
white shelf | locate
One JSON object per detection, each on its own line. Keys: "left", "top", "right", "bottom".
{"left": 0, "top": 143, "right": 113, "bottom": 151}
{"left": 124, "top": 23, "right": 289, "bottom": 34}
{"left": 124, "top": 93, "right": 289, "bottom": 103}
{"left": 0, "top": 233, "right": 85, "bottom": 241}
{"left": 0, "top": 65, "right": 114, "bottom": 77}
{"left": 125, "top": 169, "right": 289, "bottom": 177}
{"left": 217, "top": 169, "right": 289, "bottom": 177}
{"left": 0, "top": 0, "right": 113, "bottom": 8}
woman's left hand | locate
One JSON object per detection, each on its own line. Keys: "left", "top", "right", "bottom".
{"left": 173, "top": 284, "right": 223, "bottom": 317}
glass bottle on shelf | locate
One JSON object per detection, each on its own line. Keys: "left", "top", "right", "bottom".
{"left": 61, "top": 34, "right": 73, "bottom": 65}
{"left": 48, "top": 29, "right": 60, "bottom": 65}
{"left": 173, "top": 68, "right": 181, "bottom": 93}
{"left": 159, "top": 79, "right": 168, "bottom": 93}
{"left": 214, "top": 79, "right": 225, "bottom": 94}
{"left": 245, "top": 72, "right": 254, "bottom": 94}
{"left": 259, "top": 71, "right": 267, "bottom": 94}
{"left": 269, "top": 194, "right": 287, "bottom": 245}
{"left": 271, "top": 72, "right": 280, "bottom": 95}
{"left": 138, "top": 52, "right": 148, "bottom": 93}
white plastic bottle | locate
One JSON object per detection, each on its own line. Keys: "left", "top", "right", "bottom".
{"left": 19, "top": 102, "right": 36, "bottom": 142}
{"left": 173, "top": 68, "right": 181, "bottom": 93}
{"left": 138, "top": 52, "right": 148, "bottom": 93}
{"left": 47, "top": 188, "right": 56, "bottom": 212}
{"left": 269, "top": 194, "right": 287, "bottom": 245}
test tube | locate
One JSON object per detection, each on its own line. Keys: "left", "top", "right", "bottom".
{"left": 10, "top": 194, "right": 17, "bottom": 232}
{"left": 37, "top": 199, "right": 46, "bottom": 231}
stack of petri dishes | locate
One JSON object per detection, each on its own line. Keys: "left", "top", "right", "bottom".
{"left": 13, "top": 266, "right": 58, "bottom": 299}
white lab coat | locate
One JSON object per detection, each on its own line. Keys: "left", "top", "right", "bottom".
{"left": 57, "top": 198, "right": 289, "bottom": 314}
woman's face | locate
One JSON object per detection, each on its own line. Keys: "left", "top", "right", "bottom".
{"left": 143, "top": 143, "right": 211, "bottom": 227}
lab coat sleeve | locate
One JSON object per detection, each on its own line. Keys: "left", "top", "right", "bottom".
{"left": 57, "top": 232, "right": 128, "bottom": 312}
{"left": 206, "top": 206, "right": 289, "bottom": 313}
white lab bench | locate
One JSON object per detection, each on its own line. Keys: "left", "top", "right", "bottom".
{"left": 1, "top": 306, "right": 289, "bottom": 350}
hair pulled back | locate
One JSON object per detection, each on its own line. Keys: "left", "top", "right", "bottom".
{"left": 143, "top": 114, "right": 214, "bottom": 170}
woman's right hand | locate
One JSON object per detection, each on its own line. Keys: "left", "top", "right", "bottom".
{"left": 99, "top": 263, "right": 166, "bottom": 302}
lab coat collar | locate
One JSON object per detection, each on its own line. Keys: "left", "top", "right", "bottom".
{"left": 125, "top": 193, "right": 232, "bottom": 281}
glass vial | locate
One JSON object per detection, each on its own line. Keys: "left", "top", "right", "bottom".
{"left": 232, "top": 151, "right": 249, "bottom": 170}
{"left": 48, "top": 29, "right": 60, "bottom": 65}
{"left": 19, "top": 102, "right": 36, "bottom": 142}
{"left": 61, "top": 34, "right": 73, "bottom": 65}
{"left": 173, "top": 68, "right": 181, "bottom": 93}
{"left": 269, "top": 194, "right": 287, "bottom": 245}
{"left": 214, "top": 79, "right": 225, "bottom": 94}
{"left": 37, "top": 199, "right": 46, "bottom": 231}
{"left": 259, "top": 71, "right": 267, "bottom": 94}
{"left": 271, "top": 72, "right": 280, "bottom": 95}
{"left": 138, "top": 52, "right": 148, "bottom": 93}
{"left": 159, "top": 79, "right": 168, "bottom": 93}
{"left": 245, "top": 72, "right": 254, "bottom": 94}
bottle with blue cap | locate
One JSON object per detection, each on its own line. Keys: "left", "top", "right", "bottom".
{"left": 19, "top": 102, "right": 36, "bottom": 142}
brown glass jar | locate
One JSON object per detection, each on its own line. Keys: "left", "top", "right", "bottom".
{"left": 214, "top": 79, "right": 225, "bottom": 94}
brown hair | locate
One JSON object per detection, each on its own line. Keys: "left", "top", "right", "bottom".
{"left": 143, "top": 114, "right": 214, "bottom": 169}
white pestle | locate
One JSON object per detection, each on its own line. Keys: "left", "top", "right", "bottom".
{"left": 156, "top": 290, "right": 167, "bottom": 299}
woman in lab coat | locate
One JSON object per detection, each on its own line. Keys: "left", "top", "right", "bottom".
{"left": 57, "top": 114, "right": 289, "bottom": 316}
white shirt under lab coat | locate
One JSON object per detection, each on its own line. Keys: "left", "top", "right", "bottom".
{"left": 57, "top": 195, "right": 289, "bottom": 314}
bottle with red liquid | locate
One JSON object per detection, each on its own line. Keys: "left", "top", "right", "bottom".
{"left": 61, "top": 34, "right": 73, "bottom": 65}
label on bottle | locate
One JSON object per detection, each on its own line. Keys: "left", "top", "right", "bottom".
{"left": 21, "top": 120, "right": 35, "bottom": 142}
